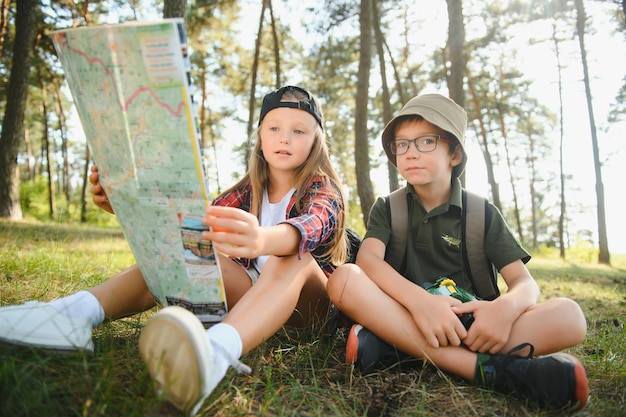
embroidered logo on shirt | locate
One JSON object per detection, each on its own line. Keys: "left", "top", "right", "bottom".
{"left": 441, "top": 234, "right": 461, "bottom": 248}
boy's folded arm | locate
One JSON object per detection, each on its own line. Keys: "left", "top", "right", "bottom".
{"left": 355, "top": 237, "right": 431, "bottom": 309}
{"left": 497, "top": 260, "right": 540, "bottom": 318}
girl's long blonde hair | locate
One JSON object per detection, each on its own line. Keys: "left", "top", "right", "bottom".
{"left": 221, "top": 88, "right": 348, "bottom": 265}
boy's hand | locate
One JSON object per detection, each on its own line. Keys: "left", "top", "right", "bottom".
{"left": 452, "top": 299, "right": 516, "bottom": 353}
{"left": 89, "top": 165, "right": 114, "bottom": 214}
{"left": 410, "top": 291, "right": 467, "bottom": 348}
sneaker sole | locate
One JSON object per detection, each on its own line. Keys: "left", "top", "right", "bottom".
{"left": 139, "top": 306, "right": 212, "bottom": 417}
{"left": 558, "top": 353, "right": 589, "bottom": 412}
{"left": 345, "top": 324, "right": 362, "bottom": 364}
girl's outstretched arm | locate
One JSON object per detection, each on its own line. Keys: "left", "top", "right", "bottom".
{"left": 201, "top": 205, "right": 300, "bottom": 259}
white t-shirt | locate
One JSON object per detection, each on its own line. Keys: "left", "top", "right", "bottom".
{"left": 253, "top": 187, "right": 296, "bottom": 271}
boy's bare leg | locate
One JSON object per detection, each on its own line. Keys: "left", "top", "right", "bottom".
{"left": 89, "top": 264, "right": 156, "bottom": 321}
{"left": 500, "top": 297, "right": 586, "bottom": 355}
{"left": 328, "top": 263, "right": 587, "bottom": 381}
{"left": 327, "top": 263, "right": 477, "bottom": 380}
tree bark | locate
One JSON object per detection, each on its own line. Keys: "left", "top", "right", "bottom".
{"left": 163, "top": 0, "right": 186, "bottom": 19}
{"left": 575, "top": 0, "right": 610, "bottom": 265}
{"left": 446, "top": 0, "right": 467, "bottom": 185}
{"left": 0, "top": 0, "right": 38, "bottom": 219}
{"left": 355, "top": 0, "right": 375, "bottom": 226}
{"left": 245, "top": 0, "right": 268, "bottom": 169}
{"left": 372, "top": 1, "right": 398, "bottom": 193}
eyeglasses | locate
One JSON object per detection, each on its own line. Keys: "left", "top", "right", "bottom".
{"left": 388, "top": 135, "right": 449, "bottom": 155}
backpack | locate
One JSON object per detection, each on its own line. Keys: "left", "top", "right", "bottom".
{"left": 346, "top": 227, "right": 362, "bottom": 264}
{"left": 384, "top": 186, "right": 499, "bottom": 300}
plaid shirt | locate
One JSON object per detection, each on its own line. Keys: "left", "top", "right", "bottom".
{"left": 212, "top": 177, "right": 342, "bottom": 277}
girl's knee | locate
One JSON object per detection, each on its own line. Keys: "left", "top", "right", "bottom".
{"left": 327, "top": 264, "right": 360, "bottom": 303}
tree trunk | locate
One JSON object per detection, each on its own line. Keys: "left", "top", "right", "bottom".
{"left": 497, "top": 102, "right": 524, "bottom": 243}
{"left": 163, "top": 0, "right": 186, "bottom": 19}
{"left": 41, "top": 97, "right": 56, "bottom": 220}
{"left": 53, "top": 79, "right": 70, "bottom": 203}
{"left": 0, "top": 0, "right": 9, "bottom": 60}
{"left": 0, "top": 0, "right": 38, "bottom": 219}
{"left": 574, "top": 0, "right": 610, "bottom": 265}
{"left": 372, "top": 1, "right": 398, "bottom": 193}
{"left": 552, "top": 22, "right": 567, "bottom": 259}
{"left": 268, "top": 0, "right": 281, "bottom": 87}
{"left": 355, "top": 0, "right": 375, "bottom": 226}
{"left": 446, "top": 0, "right": 466, "bottom": 184}
{"left": 468, "top": 82, "right": 501, "bottom": 209}
{"left": 526, "top": 133, "right": 538, "bottom": 249}
{"left": 245, "top": 0, "right": 268, "bottom": 169}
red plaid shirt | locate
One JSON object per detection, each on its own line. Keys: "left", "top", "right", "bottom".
{"left": 212, "top": 177, "right": 342, "bottom": 277}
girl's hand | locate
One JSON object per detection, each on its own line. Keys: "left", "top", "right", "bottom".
{"left": 452, "top": 299, "right": 515, "bottom": 353}
{"left": 410, "top": 291, "right": 467, "bottom": 348}
{"left": 89, "top": 165, "right": 114, "bottom": 214}
{"left": 201, "top": 205, "right": 265, "bottom": 259}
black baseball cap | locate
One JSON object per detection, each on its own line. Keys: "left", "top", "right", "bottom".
{"left": 258, "top": 85, "right": 323, "bottom": 129}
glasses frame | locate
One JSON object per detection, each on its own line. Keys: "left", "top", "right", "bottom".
{"left": 388, "top": 134, "right": 449, "bottom": 156}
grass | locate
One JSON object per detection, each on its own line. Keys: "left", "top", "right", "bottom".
{"left": 1, "top": 219, "right": 625, "bottom": 416}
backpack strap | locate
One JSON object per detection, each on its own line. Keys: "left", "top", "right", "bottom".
{"left": 462, "top": 190, "right": 499, "bottom": 300}
{"left": 385, "top": 186, "right": 408, "bottom": 271}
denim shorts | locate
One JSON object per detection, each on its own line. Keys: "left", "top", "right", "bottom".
{"left": 244, "top": 265, "right": 261, "bottom": 284}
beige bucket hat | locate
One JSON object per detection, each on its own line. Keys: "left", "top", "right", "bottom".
{"left": 382, "top": 94, "right": 467, "bottom": 177}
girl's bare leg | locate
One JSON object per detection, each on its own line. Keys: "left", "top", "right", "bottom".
{"left": 88, "top": 264, "right": 156, "bottom": 320}
{"left": 221, "top": 253, "right": 328, "bottom": 354}
{"left": 217, "top": 253, "right": 253, "bottom": 309}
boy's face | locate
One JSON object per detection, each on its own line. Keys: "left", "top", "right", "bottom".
{"left": 393, "top": 119, "right": 463, "bottom": 189}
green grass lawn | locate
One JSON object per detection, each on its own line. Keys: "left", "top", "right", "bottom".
{"left": 1, "top": 220, "right": 625, "bottom": 416}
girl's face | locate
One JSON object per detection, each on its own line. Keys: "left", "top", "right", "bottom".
{"left": 259, "top": 107, "right": 317, "bottom": 175}
{"left": 394, "top": 119, "right": 462, "bottom": 188}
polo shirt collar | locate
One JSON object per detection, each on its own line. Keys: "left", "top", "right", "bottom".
{"left": 403, "top": 178, "right": 463, "bottom": 212}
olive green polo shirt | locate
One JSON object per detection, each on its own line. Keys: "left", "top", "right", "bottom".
{"left": 364, "top": 179, "right": 530, "bottom": 293}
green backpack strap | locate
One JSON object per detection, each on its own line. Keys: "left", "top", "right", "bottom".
{"left": 385, "top": 186, "right": 408, "bottom": 271}
{"left": 462, "top": 190, "right": 499, "bottom": 300}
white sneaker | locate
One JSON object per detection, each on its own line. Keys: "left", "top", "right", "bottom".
{"left": 139, "top": 306, "right": 218, "bottom": 416}
{"left": 0, "top": 301, "right": 94, "bottom": 352}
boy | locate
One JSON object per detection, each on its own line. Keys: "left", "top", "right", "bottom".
{"left": 326, "top": 94, "right": 589, "bottom": 411}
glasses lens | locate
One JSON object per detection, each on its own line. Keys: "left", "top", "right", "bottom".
{"left": 390, "top": 139, "right": 407, "bottom": 155}
{"left": 417, "top": 136, "right": 438, "bottom": 152}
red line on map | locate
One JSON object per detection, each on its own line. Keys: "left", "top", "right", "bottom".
{"left": 57, "top": 35, "right": 185, "bottom": 117}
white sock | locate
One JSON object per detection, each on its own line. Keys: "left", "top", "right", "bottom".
{"left": 206, "top": 323, "right": 246, "bottom": 377}
{"left": 48, "top": 290, "right": 105, "bottom": 328}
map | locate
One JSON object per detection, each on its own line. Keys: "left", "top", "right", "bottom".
{"left": 51, "top": 20, "right": 227, "bottom": 326}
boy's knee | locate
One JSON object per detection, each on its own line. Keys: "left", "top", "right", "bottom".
{"left": 555, "top": 297, "right": 587, "bottom": 341}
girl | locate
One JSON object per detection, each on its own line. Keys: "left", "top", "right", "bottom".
{"left": 0, "top": 86, "right": 348, "bottom": 417}
{"left": 139, "top": 85, "right": 348, "bottom": 416}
